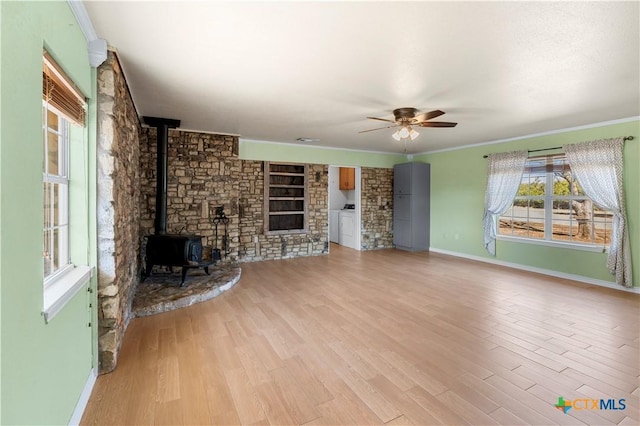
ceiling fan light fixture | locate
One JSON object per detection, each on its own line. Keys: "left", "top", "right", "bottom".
{"left": 361, "top": 107, "right": 456, "bottom": 144}
{"left": 392, "top": 125, "right": 419, "bottom": 141}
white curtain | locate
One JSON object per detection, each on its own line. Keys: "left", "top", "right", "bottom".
{"left": 483, "top": 150, "right": 528, "bottom": 255}
{"left": 564, "top": 138, "right": 632, "bottom": 287}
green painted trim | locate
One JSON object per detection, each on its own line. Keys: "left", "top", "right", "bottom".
{"left": 87, "top": 67, "right": 99, "bottom": 370}
{"left": 68, "top": 124, "right": 89, "bottom": 266}
{"left": 0, "top": 2, "right": 3, "bottom": 420}
{"left": 239, "top": 139, "right": 406, "bottom": 168}
{"left": 414, "top": 119, "right": 640, "bottom": 287}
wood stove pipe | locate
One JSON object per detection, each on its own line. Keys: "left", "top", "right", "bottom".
{"left": 143, "top": 116, "right": 180, "bottom": 235}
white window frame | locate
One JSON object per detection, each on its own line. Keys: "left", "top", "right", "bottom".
{"left": 43, "top": 102, "right": 72, "bottom": 284}
{"left": 498, "top": 154, "right": 611, "bottom": 253}
{"left": 41, "top": 100, "right": 91, "bottom": 323}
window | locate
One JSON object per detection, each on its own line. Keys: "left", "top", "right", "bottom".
{"left": 499, "top": 154, "right": 612, "bottom": 247}
{"left": 264, "top": 162, "right": 308, "bottom": 233}
{"left": 43, "top": 104, "right": 70, "bottom": 279}
{"left": 41, "top": 53, "right": 91, "bottom": 322}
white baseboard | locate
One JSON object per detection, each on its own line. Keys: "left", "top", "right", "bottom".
{"left": 69, "top": 368, "right": 97, "bottom": 426}
{"left": 429, "top": 247, "right": 640, "bottom": 294}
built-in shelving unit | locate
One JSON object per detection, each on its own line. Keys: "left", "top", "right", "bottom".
{"left": 264, "top": 162, "right": 308, "bottom": 233}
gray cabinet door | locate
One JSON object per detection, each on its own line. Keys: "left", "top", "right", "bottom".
{"left": 393, "top": 219, "right": 412, "bottom": 248}
{"left": 394, "top": 163, "right": 412, "bottom": 195}
{"left": 393, "top": 162, "right": 430, "bottom": 251}
{"left": 394, "top": 194, "right": 411, "bottom": 221}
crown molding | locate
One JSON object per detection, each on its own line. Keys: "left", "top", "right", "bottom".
{"left": 88, "top": 39, "right": 108, "bottom": 68}
{"left": 67, "top": 0, "right": 96, "bottom": 40}
{"left": 68, "top": 0, "right": 107, "bottom": 67}
{"left": 414, "top": 116, "right": 640, "bottom": 157}
{"left": 239, "top": 138, "right": 405, "bottom": 156}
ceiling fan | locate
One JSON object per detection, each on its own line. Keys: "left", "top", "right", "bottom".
{"left": 359, "top": 107, "right": 457, "bottom": 141}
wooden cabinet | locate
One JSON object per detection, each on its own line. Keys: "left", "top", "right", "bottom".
{"left": 393, "top": 162, "right": 430, "bottom": 251}
{"left": 339, "top": 167, "right": 355, "bottom": 190}
{"left": 264, "top": 162, "right": 308, "bottom": 233}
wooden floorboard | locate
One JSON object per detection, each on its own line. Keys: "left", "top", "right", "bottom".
{"left": 81, "top": 245, "right": 640, "bottom": 425}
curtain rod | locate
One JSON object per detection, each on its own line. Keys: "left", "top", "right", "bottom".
{"left": 482, "top": 136, "right": 634, "bottom": 158}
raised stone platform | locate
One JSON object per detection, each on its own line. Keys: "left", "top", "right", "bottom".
{"left": 132, "top": 264, "right": 241, "bottom": 317}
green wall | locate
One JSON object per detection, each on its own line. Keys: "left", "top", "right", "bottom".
{"left": 239, "top": 138, "right": 405, "bottom": 167}
{"left": 414, "top": 119, "right": 640, "bottom": 287}
{"left": 0, "top": 1, "right": 4, "bottom": 420}
{"left": 0, "top": 1, "right": 98, "bottom": 424}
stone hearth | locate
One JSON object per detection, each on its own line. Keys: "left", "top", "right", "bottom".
{"left": 132, "top": 264, "right": 241, "bottom": 317}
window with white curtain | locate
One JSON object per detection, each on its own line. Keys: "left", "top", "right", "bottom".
{"left": 499, "top": 154, "right": 612, "bottom": 247}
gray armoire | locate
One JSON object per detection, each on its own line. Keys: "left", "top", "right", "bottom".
{"left": 393, "top": 162, "right": 430, "bottom": 251}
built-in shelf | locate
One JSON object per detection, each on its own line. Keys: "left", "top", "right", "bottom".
{"left": 269, "top": 172, "right": 305, "bottom": 177}
{"left": 264, "top": 162, "right": 308, "bottom": 233}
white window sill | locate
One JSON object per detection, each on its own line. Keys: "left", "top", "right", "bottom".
{"left": 497, "top": 235, "right": 608, "bottom": 253}
{"left": 43, "top": 265, "right": 92, "bottom": 323}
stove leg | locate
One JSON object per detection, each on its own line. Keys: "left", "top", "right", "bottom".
{"left": 204, "top": 266, "right": 210, "bottom": 275}
{"left": 181, "top": 268, "right": 188, "bottom": 286}
{"left": 142, "top": 260, "right": 153, "bottom": 281}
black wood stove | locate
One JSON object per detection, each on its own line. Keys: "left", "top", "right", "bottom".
{"left": 142, "top": 116, "right": 214, "bottom": 286}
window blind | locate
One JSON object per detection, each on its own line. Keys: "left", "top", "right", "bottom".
{"left": 42, "top": 52, "right": 86, "bottom": 126}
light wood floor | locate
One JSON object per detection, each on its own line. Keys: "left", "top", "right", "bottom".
{"left": 81, "top": 245, "right": 640, "bottom": 425}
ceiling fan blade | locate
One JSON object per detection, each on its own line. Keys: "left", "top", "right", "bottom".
{"left": 413, "top": 109, "right": 445, "bottom": 122}
{"left": 366, "top": 117, "right": 397, "bottom": 123}
{"left": 358, "top": 124, "right": 401, "bottom": 133}
{"left": 416, "top": 121, "right": 457, "bottom": 128}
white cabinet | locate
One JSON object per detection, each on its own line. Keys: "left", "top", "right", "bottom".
{"left": 329, "top": 210, "right": 340, "bottom": 243}
{"left": 339, "top": 210, "right": 356, "bottom": 248}
{"left": 393, "top": 162, "right": 430, "bottom": 251}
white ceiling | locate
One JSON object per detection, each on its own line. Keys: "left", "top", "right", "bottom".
{"left": 84, "top": 1, "right": 639, "bottom": 154}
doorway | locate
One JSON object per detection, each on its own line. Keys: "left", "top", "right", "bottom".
{"left": 328, "top": 165, "right": 361, "bottom": 251}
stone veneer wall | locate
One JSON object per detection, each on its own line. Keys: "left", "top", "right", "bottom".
{"left": 236, "top": 162, "right": 329, "bottom": 261}
{"left": 96, "top": 51, "right": 142, "bottom": 373}
{"left": 360, "top": 167, "right": 394, "bottom": 249}
{"left": 139, "top": 130, "right": 241, "bottom": 253}
{"left": 139, "top": 130, "right": 329, "bottom": 263}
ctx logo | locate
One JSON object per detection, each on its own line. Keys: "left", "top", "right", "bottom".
{"left": 555, "top": 396, "right": 626, "bottom": 414}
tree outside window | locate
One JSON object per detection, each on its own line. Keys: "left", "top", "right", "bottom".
{"left": 499, "top": 155, "right": 612, "bottom": 246}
